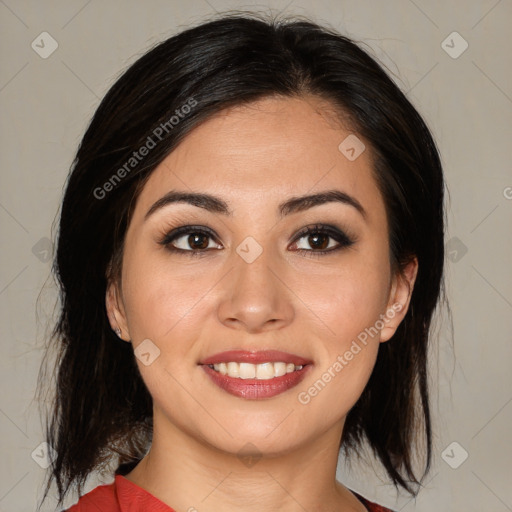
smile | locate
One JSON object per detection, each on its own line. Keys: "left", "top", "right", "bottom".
{"left": 200, "top": 350, "right": 312, "bottom": 400}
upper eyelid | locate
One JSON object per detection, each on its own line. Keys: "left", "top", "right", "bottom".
{"left": 163, "top": 224, "right": 346, "bottom": 239}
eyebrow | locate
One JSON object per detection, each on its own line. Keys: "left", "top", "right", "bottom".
{"left": 144, "top": 189, "right": 367, "bottom": 221}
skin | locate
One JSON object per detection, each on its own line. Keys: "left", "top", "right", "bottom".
{"left": 106, "top": 95, "right": 418, "bottom": 512}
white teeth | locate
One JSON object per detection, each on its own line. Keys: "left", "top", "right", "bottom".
{"left": 209, "top": 361, "right": 305, "bottom": 379}
{"left": 239, "top": 362, "right": 256, "bottom": 379}
{"left": 213, "top": 363, "right": 227, "bottom": 375}
{"left": 227, "top": 361, "right": 239, "bottom": 378}
{"left": 274, "top": 362, "right": 287, "bottom": 377}
{"left": 256, "top": 362, "right": 275, "bottom": 380}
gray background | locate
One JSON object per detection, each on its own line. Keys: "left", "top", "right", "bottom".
{"left": 1, "top": 1, "right": 511, "bottom": 511}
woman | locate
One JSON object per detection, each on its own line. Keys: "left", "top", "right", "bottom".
{"left": 40, "top": 11, "right": 446, "bottom": 512}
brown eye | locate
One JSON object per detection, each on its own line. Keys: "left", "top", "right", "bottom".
{"left": 159, "top": 225, "right": 222, "bottom": 254}
{"left": 291, "top": 224, "right": 355, "bottom": 255}
{"left": 306, "top": 233, "right": 330, "bottom": 250}
{"left": 187, "top": 233, "right": 210, "bottom": 250}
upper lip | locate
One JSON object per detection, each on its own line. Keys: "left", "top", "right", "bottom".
{"left": 199, "top": 350, "right": 312, "bottom": 366}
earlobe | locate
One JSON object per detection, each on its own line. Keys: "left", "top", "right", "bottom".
{"left": 380, "top": 257, "right": 418, "bottom": 343}
{"left": 105, "top": 282, "right": 130, "bottom": 341}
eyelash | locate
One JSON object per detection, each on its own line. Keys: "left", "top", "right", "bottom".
{"left": 158, "top": 223, "right": 356, "bottom": 258}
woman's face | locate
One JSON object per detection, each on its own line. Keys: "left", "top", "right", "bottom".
{"left": 108, "top": 95, "right": 416, "bottom": 457}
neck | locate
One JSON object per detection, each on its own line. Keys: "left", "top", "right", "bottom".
{"left": 125, "top": 412, "right": 367, "bottom": 512}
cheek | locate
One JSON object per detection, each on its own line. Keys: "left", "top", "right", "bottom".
{"left": 299, "top": 256, "right": 390, "bottom": 415}
{"left": 120, "top": 249, "right": 204, "bottom": 342}
{"left": 294, "top": 265, "right": 388, "bottom": 418}
{"left": 122, "top": 243, "right": 222, "bottom": 332}
{"left": 294, "top": 257, "right": 390, "bottom": 347}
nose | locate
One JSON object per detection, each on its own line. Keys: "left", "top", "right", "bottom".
{"left": 217, "top": 244, "right": 294, "bottom": 333}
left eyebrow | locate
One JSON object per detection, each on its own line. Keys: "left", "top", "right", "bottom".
{"left": 278, "top": 189, "right": 367, "bottom": 220}
{"left": 144, "top": 188, "right": 367, "bottom": 221}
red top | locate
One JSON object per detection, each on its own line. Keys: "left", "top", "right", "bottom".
{"left": 65, "top": 475, "right": 395, "bottom": 512}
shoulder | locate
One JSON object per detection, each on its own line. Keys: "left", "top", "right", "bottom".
{"left": 63, "top": 475, "right": 174, "bottom": 512}
{"left": 351, "top": 490, "right": 397, "bottom": 512}
{"left": 64, "top": 478, "right": 119, "bottom": 511}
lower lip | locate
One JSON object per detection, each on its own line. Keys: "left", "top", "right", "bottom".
{"left": 201, "top": 364, "right": 311, "bottom": 400}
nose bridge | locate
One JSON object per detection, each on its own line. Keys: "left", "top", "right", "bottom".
{"left": 234, "top": 238, "right": 274, "bottom": 293}
{"left": 217, "top": 236, "right": 293, "bottom": 331}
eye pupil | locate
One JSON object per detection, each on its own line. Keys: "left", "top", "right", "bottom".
{"left": 309, "top": 233, "right": 328, "bottom": 250}
{"left": 189, "top": 234, "right": 209, "bottom": 249}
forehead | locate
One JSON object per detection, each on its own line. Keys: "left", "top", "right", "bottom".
{"left": 133, "top": 96, "right": 385, "bottom": 222}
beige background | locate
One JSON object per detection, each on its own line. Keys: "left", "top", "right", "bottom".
{"left": 1, "top": 1, "right": 511, "bottom": 511}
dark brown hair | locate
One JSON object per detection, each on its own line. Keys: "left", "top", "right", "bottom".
{"left": 39, "top": 11, "right": 447, "bottom": 508}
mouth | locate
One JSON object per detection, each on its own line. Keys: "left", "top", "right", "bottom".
{"left": 199, "top": 350, "right": 312, "bottom": 400}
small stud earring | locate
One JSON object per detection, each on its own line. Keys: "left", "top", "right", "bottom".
{"left": 114, "top": 327, "right": 121, "bottom": 337}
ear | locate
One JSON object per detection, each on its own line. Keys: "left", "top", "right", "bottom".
{"left": 105, "top": 280, "right": 131, "bottom": 342}
{"left": 380, "top": 257, "right": 418, "bottom": 343}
